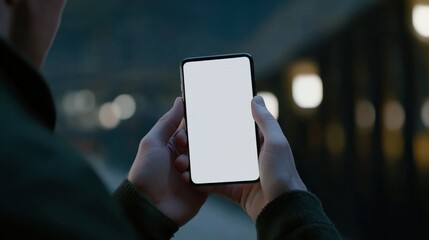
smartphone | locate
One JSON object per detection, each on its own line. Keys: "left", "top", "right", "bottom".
{"left": 180, "top": 53, "right": 260, "bottom": 184}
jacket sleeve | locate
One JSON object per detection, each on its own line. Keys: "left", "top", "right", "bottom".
{"left": 0, "top": 86, "right": 166, "bottom": 239}
{"left": 113, "top": 179, "right": 178, "bottom": 240}
{"left": 256, "top": 191, "right": 342, "bottom": 240}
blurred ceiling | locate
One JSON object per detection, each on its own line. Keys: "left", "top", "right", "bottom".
{"left": 44, "top": 0, "right": 380, "bottom": 90}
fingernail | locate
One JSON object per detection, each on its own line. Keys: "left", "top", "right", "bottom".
{"left": 173, "top": 97, "right": 181, "bottom": 106}
{"left": 254, "top": 95, "right": 265, "bottom": 106}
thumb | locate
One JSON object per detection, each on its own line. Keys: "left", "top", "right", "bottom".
{"left": 145, "top": 97, "right": 184, "bottom": 144}
{"left": 251, "top": 96, "right": 284, "bottom": 142}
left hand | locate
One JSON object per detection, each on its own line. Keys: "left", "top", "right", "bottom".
{"left": 128, "top": 97, "right": 207, "bottom": 226}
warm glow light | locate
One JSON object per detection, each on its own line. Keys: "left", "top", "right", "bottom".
{"left": 292, "top": 74, "right": 323, "bottom": 109}
{"left": 383, "top": 100, "right": 405, "bottom": 131}
{"left": 258, "top": 91, "right": 279, "bottom": 119}
{"left": 325, "top": 122, "right": 346, "bottom": 157}
{"left": 421, "top": 98, "right": 429, "bottom": 128}
{"left": 414, "top": 131, "right": 429, "bottom": 171}
{"left": 355, "top": 99, "right": 376, "bottom": 129}
{"left": 382, "top": 131, "right": 404, "bottom": 164}
{"left": 113, "top": 94, "right": 137, "bottom": 120}
{"left": 412, "top": 4, "right": 429, "bottom": 38}
{"left": 98, "top": 102, "right": 121, "bottom": 129}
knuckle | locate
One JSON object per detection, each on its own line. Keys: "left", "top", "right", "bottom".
{"left": 158, "top": 115, "right": 178, "bottom": 136}
{"left": 139, "top": 137, "right": 153, "bottom": 148}
{"left": 158, "top": 113, "right": 169, "bottom": 123}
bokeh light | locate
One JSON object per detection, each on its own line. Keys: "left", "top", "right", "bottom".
{"left": 421, "top": 98, "right": 429, "bottom": 128}
{"left": 355, "top": 99, "right": 376, "bottom": 129}
{"left": 98, "top": 102, "right": 121, "bottom": 129}
{"left": 292, "top": 73, "right": 323, "bottom": 109}
{"left": 62, "top": 89, "right": 96, "bottom": 115}
{"left": 382, "top": 131, "right": 404, "bottom": 164}
{"left": 414, "top": 131, "right": 429, "bottom": 171}
{"left": 258, "top": 91, "right": 279, "bottom": 119}
{"left": 325, "top": 122, "right": 346, "bottom": 157}
{"left": 113, "top": 94, "right": 137, "bottom": 120}
{"left": 412, "top": 4, "right": 429, "bottom": 39}
{"left": 383, "top": 99, "right": 405, "bottom": 131}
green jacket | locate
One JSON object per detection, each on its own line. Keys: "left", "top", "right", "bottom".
{"left": 0, "top": 38, "right": 341, "bottom": 239}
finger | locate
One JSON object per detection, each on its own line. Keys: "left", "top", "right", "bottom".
{"left": 173, "top": 129, "right": 188, "bottom": 154}
{"left": 182, "top": 171, "right": 191, "bottom": 183}
{"left": 251, "top": 96, "right": 285, "bottom": 144}
{"left": 179, "top": 118, "right": 186, "bottom": 130}
{"left": 175, "top": 154, "right": 189, "bottom": 172}
{"left": 146, "top": 97, "right": 184, "bottom": 144}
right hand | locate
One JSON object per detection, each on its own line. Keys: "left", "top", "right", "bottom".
{"left": 175, "top": 95, "right": 307, "bottom": 221}
{"left": 128, "top": 98, "right": 207, "bottom": 226}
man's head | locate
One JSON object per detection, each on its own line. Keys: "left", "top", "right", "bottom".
{"left": 0, "top": 0, "right": 66, "bottom": 68}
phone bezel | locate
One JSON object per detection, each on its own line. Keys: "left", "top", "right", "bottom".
{"left": 180, "top": 53, "right": 260, "bottom": 185}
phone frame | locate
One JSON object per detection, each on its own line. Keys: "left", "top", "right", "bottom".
{"left": 180, "top": 53, "right": 260, "bottom": 185}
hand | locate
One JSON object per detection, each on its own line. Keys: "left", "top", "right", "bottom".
{"left": 175, "top": 95, "right": 307, "bottom": 221}
{"left": 128, "top": 97, "right": 207, "bottom": 226}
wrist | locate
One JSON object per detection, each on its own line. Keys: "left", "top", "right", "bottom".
{"left": 265, "top": 176, "right": 307, "bottom": 203}
{"left": 113, "top": 179, "right": 178, "bottom": 239}
{"left": 127, "top": 177, "right": 170, "bottom": 221}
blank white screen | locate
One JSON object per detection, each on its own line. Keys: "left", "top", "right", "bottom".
{"left": 182, "top": 56, "right": 259, "bottom": 184}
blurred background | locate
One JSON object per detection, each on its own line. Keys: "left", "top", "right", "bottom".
{"left": 43, "top": 0, "right": 429, "bottom": 239}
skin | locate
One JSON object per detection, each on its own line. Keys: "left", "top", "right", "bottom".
{"left": 128, "top": 96, "right": 308, "bottom": 224}
{"left": 0, "top": 0, "right": 66, "bottom": 67}
{"left": 129, "top": 95, "right": 308, "bottom": 224}
{"left": 1, "top": 0, "right": 308, "bottom": 227}
{"left": 128, "top": 98, "right": 208, "bottom": 225}
{"left": 175, "top": 96, "right": 307, "bottom": 221}
{"left": 0, "top": 0, "right": 208, "bottom": 226}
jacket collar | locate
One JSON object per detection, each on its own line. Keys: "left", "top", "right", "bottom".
{"left": 0, "top": 38, "right": 56, "bottom": 131}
